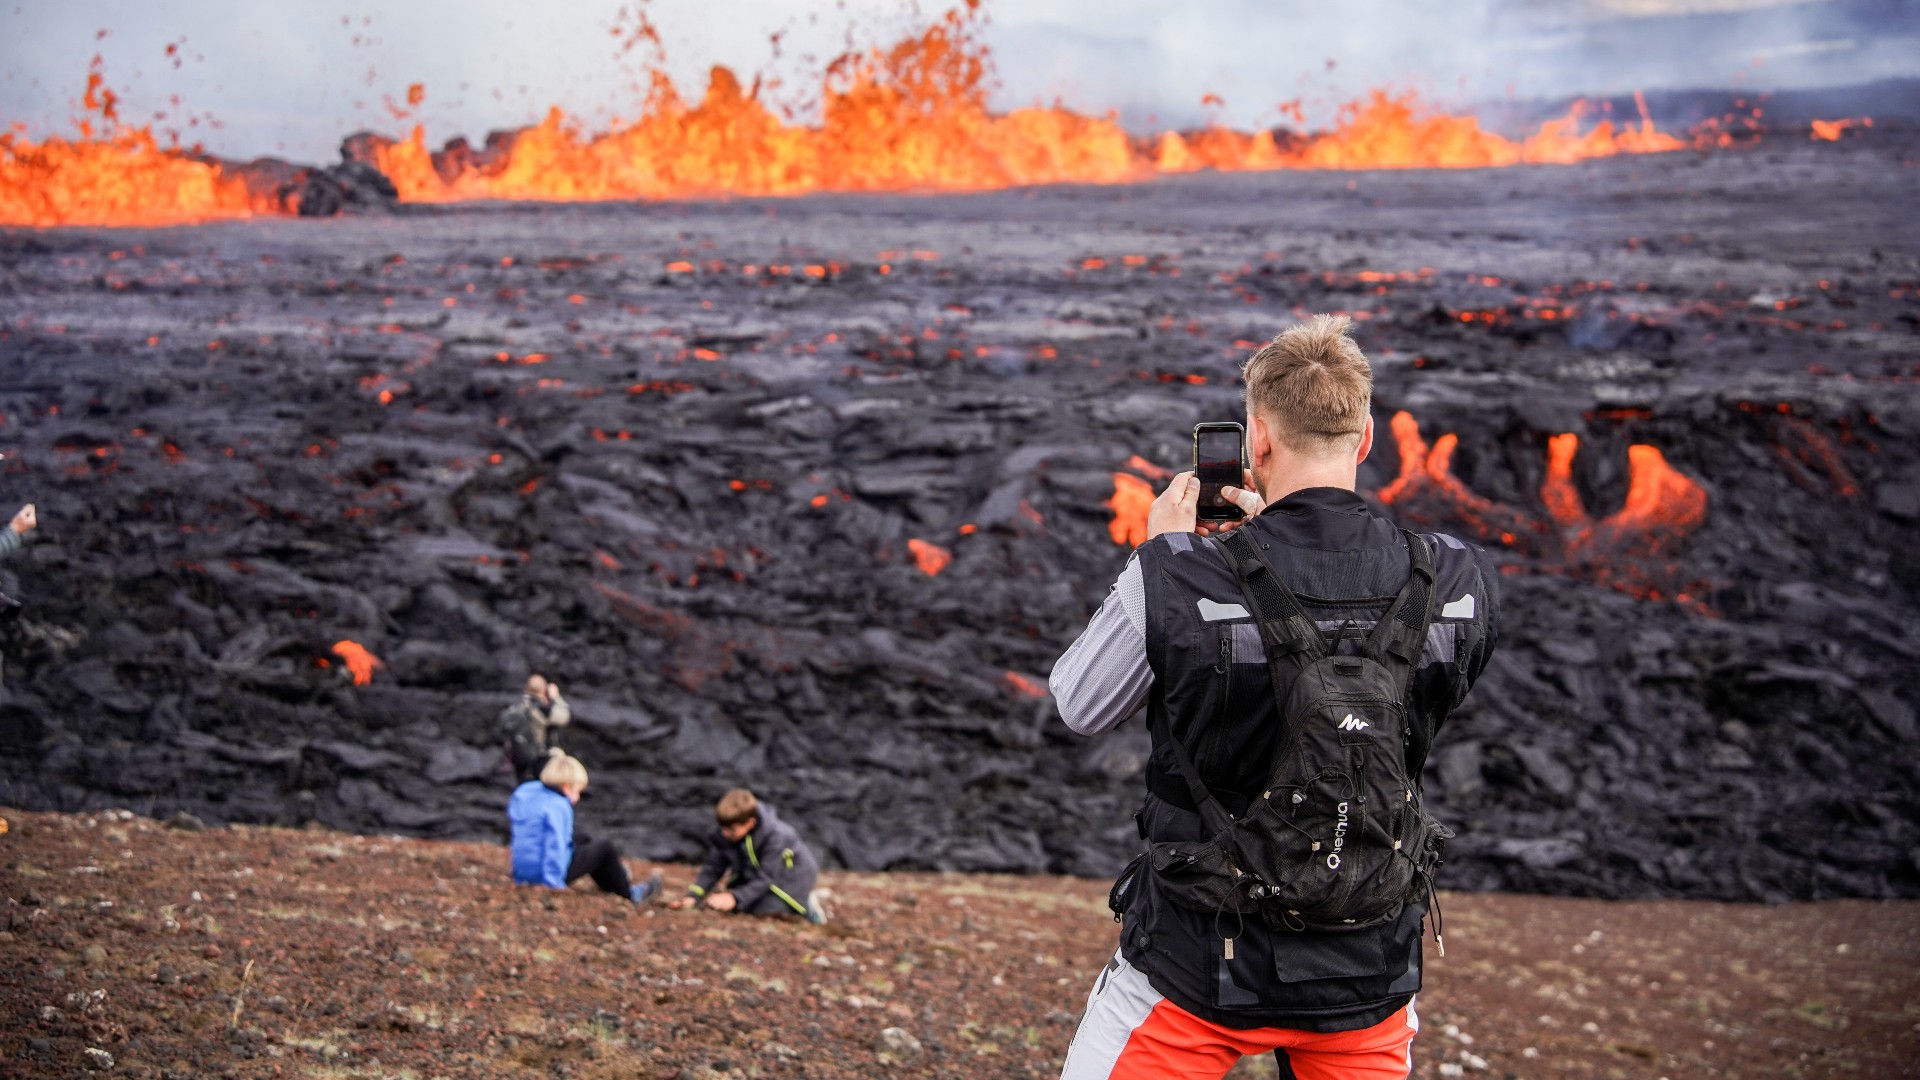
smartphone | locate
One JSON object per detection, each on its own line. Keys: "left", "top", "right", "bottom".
{"left": 1192, "top": 422, "right": 1247, "bottom": 522}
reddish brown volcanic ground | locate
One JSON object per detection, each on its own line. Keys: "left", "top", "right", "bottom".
{"left": 0, "top": 122, "right": 1918, "bottom": 1080}
{"left": 3, "top": 809, "right": 1918, "bottom": 1078}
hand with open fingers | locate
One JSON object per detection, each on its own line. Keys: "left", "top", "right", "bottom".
{"left": 1196, "top": 475, "right": 1265, "bottom": 536}
{"left": 1145, "top": 472, "right": 1200, "bottom": 541}
{"left": 704, "top": 891, "right": 737, "bottom": 912}
{"left": 9, "top": 504, "right": 34, "bottom": 535}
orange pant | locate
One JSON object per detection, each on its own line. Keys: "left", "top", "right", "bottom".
{"left": 1060, "top": 952, "right": 1417, "bottom": 1080}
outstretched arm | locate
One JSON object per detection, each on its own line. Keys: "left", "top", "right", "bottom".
{"left": 1051, "top": 557, "right": 1152, "bottom": 736}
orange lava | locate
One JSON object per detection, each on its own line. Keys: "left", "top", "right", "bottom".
{"left": 1374, "top": 411, "right": 1534, "bottom": 544}
{"left": 1539, "top": 432, "right": 1588, "bottom": 528}
{"left": 330, "top": 640, "right": 384, "bottom": 686}
{"left": 1105, "top": 472, "right": 1155, "bottom": 547}
{"left": 1124, "top": 454, "right": 1172, "bottom": 481}
{"left": 1588, "top": 444, "right": 1708, "bottom": 554}
{"left": 7, "top": 5, "right": 1712, "bottom": 226}
{"left": 1004, "top": 671, "right": 1049, "bottom": 698}
{"left": 907, "top": 537, "right": 953, "bottom": 576}
{"left": 1, "top": 64, "right": 266, "bottom": 228}
{"left": 1373, "top": 414, "right": 1710, "bottom": 604}
{"left": 1810, "top": 117, "right": 1871, "bottom": 141}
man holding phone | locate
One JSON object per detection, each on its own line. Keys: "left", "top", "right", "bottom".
{"left": 1052, "top": 315, "right": 1501, "bottom": 1078}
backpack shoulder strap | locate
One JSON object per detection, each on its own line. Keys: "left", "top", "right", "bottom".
{"left": 1218, "top": 528, "right": 1326, "bottom": 662}
{"left": 1359, "top": 530, "right": 1435, "bottom": 676}
{"left": 1152, "top": 527, "right": 1324, "bottom": 835}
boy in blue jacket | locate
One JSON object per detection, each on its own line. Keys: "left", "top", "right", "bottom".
{"left": 668, "top": 788, "right": 826, "bottom": 923}
{"left": 507, "top": 753, "right": 661, "bottom": 903}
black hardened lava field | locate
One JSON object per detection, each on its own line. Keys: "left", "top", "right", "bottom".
{"left": 2, "top": 132, "right": 1916, "bottom": 903}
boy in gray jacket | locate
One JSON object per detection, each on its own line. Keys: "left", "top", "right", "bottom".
{"left": 669, "top": 789, "right": 826, "bottom": 923}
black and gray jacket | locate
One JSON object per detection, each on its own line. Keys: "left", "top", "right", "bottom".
{"left": 690, "top": 802, "right": 820, "bottom": 916}
{"left": 1123, "top": 487, "right": 1499, "bottom": 1031}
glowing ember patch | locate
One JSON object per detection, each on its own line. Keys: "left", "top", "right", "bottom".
{"left": 1004, "top": 671, "right": 1049, "bottom": 698}
{"left": 594, "top": 548, "right": 623, "bottom": 571}
{"left": 1810, "top": 117, "right": 1871, "bottom": 141}
{"left": 810, "top": 494, "right": 829, "bottom": 507}
{"left": 330, "top": 640, "right": 384, "bottom": 686}
{"left": 666, "top": 261, "right": 694, "bottom": 272}
{"left": 1105, "top": 472, "right": 1155, "bottom": 547}
{"left": 1124, "top": 454, "right": 1172, "bottom": 481}
{"left": 907, "top": 538, "right": 952, "bottom": 576}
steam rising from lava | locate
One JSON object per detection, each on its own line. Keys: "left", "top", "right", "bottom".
{"left": 0, "top": 4, "right": 1798, "bottom": 229}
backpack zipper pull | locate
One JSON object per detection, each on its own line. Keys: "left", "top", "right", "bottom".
{"left": 1223, "top": 937, "right": 1235, "bottom": 960}
{"left": 1215, "top": 636, "right": 1231, "bottom": 674}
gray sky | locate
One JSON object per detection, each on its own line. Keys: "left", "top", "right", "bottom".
{"left": 3, "top": 1, "right": 1912, "bottom": 163}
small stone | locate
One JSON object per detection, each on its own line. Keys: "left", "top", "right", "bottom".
{"left": 202, "top": 944, "right": 221, "bottom": 959}
{"left": 154, "top": 963, "right": 178, "bottom": 985}
{"left": 83, "top": 1046, "right": 114, "bottom": 1069}
{"left": 391, "top": 949, "right": 414, "bottom": 965}
{"left": 28, "top": 1038, "right": 50, "bottom": 1054}
{"left": 1461, "top": 1051, "right": 1488, "bottom": 1070}
{"left": 82, "top": 944, "right": 108, "bottom": 968}
{"left": 166, "top": 811, "right": 205, "bottom": 832}
{"left": 873, "top": 1027, "right": 925, "bottom": 1066}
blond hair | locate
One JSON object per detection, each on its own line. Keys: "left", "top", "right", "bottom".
{"left": 540, "top": 752, "right": 588, "bottom": 793}
{"left": 1241, "top": 314, "right": 1373, "bottom": 456}
{"left": 715, "top": 788, "right": 758, "bottom": 827}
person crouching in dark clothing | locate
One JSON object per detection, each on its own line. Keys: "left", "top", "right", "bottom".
{"left": 669, "top": 788, "right": 825, "bottom": 923}
{"left": 507, "top": 753, "right": 661, "bottom": 904}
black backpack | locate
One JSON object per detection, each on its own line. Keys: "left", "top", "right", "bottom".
{"left": 1146, "top": 527, "right": 1451, "bottom": 947}
{"left": 498, "top": 699, "right": 548, "bottom": 782}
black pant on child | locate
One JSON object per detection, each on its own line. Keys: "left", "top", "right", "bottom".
{"left": 567, "top": 832, "right": 631, "bottom": 897}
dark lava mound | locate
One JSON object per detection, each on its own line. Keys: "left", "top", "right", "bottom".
{"left": 1, "top": 132, "right": 1916, "bottom": 902}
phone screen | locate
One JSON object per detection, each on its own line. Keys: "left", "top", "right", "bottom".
{"left": 1193, "top": 424, "right": 1246, "bottom": 521}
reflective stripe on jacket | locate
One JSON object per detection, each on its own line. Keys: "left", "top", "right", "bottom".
{"left": 690, "top": 802, "right": 819, "bottom": 915}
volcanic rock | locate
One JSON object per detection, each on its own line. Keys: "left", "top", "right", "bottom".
{"left": 0, "top": 133, "right": 1915, "bottom": 905}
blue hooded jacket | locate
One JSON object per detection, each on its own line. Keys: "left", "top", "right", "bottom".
{"left": 507, "top": 780, "right": 573, "bottom": 888}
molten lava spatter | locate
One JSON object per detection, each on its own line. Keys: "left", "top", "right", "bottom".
{"left": 1106, "top": 473, "right": 1155, "bottom": 547}
{"left": 907, "top": 538, "right": 953, "bottom": 576}
{"left": 1, "top": 67, "right": 262, "bottom": 228}
{"left": 1810, "top": 117, "right": 1871, "bottom": 141}
{"left": 331, "top": 640, "right": 384, "bottom": 686}
{"left": 1373, "top": 412, "right": 1710, "bottom": 604}
{"left": 6, "top": 4, "right": 1730, "bottom": 227}
{"left": 1374, "top": 411, "right": 1535, "bottom": 546}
